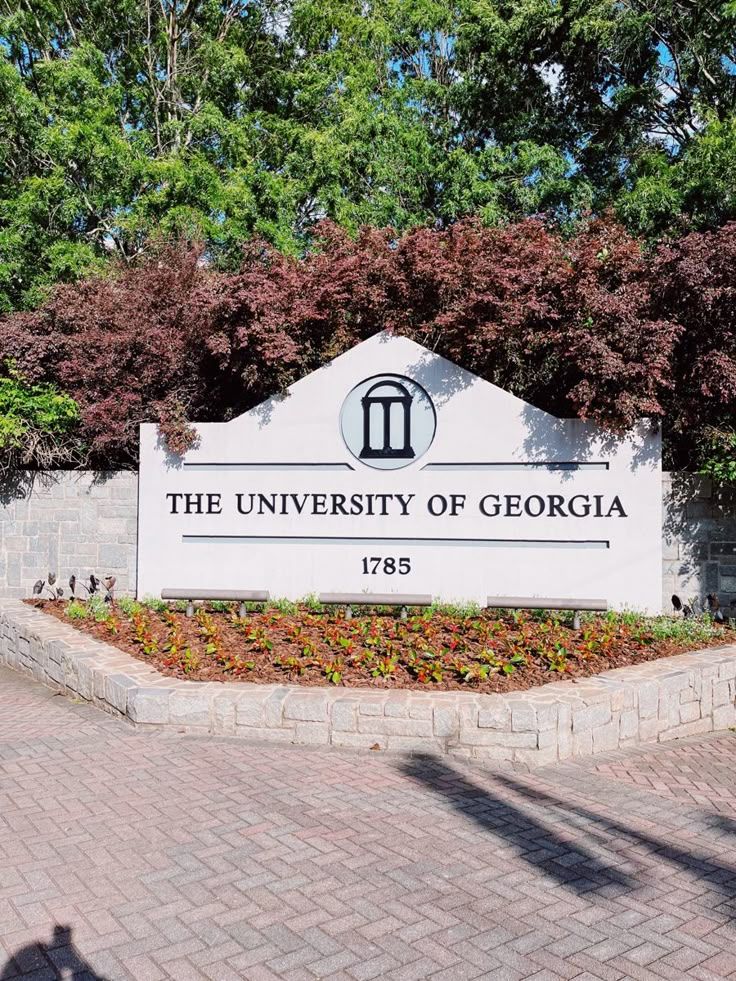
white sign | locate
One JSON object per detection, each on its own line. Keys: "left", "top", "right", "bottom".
{"left": 138, "top": 333, "right": 662, "bottom": 611}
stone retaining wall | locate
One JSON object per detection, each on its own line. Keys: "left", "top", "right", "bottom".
{"left": 0, "top": 472, "right": 137, "bottom": 598}
{"left": 3, "top": 599, "right": 736, "bottom": 766}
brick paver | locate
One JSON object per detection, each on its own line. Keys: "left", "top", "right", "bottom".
{"left": 3, "top": 666, "right": 736, "bottom": 980}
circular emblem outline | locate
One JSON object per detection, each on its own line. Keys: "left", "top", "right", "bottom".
{"left": 339, "top": 373, "right": 437, "bottom": 470}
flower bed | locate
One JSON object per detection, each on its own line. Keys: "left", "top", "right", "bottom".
{"left": 27, "top": 597, "right": 729, "bottom": 695}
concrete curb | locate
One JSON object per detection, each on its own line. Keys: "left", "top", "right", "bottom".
{"left": 2, "top": 599, "right": 736, "bottom": 766}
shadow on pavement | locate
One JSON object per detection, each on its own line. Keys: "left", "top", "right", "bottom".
{"left": 0, "top": 925, "right": 107, "bottom": 980}
{"left": 495, "top": 773, "right": 736, "bottom": 914}
{"left": 400, "top": 754, "right": 636, "bottom": 897}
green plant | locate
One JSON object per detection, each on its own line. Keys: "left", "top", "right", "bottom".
{"left": 371, "top": 656, "right": 398, "bottom": 678}
{"left": 302, "top": 594, "right": 324, "bottom": 612}
{"left": 699, "top": 425, "right": 736, "bottom": 485}
{"left": 131, "top": 609, "right": 158, "bottom": 655}
{"left": 65, "top": 600, "right": 88, "bottom": 620}
{"left": 428, "top": 601, "right": 481, "bottom": 618}
{"left": 141, "top": 596, "right": 168, "bottom": 613}
{"left": 271, "top": 597, "right": 299, "bottom": 615}
{"left": 274, "top": 654, "right": 308, "bottom": 676}
{"left": 323, "top": 659, "right": 344, "bottom": 684}
{"left": 117, "top": 596, "right": 141, "bottom": 616}
{"left": 0, "top": 371, "right": 80, "bottom": 469}
{"left": 544, "top": 643, "right": 569, "bottom": 673}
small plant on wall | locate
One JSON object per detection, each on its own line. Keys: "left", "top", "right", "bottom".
{"left": 31, "top": 573, "right": 116, "bottom": 604}
{"left": 32, "top": 572, "right": 63, "bottom": 601}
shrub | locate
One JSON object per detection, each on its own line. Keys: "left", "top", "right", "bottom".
{"left": 0, "top": 372, "right": 80, "bottom": 470}
{"left": 1, "top": 217, "right": 735, "bottom": 477}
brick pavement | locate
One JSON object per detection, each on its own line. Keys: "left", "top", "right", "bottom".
{"left": 2, "top": 665, "right": 736, "bottom": 980}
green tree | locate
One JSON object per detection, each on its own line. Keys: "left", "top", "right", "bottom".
{"left": 2, "top": 0, "right": 736, "bottom": 311}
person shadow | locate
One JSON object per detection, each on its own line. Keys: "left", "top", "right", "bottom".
{"left": 0, "top": 925, "right": 108, "bottom": 980}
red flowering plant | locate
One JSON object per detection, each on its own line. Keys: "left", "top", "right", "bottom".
{"left": 25, "top": 596, "right": 729, "bottom": 692}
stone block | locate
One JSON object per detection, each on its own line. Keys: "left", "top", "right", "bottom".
{"left": 235, "top": 696, "right": 268, "bottom": 728}
{"left": 572, "top": 702, "right": 611, "bottom": 732}
{"left": 639, "top": 718, "right": 658, "bottom": 743}
{"left": 98, "top": 518, "right": 129, "bottom": 536}
{"left": 388, "top": 735, "right": 444, "bottom": 753}
{"left": 511, "top": 703, "right": 536, "bottom": 732}
{"left": 104, "top": 674, "right": 138, "bottom": 714}
{"left": 264, "top": 688, "right": 289, "bottom": 727}
{"left": 212, "top": 692, "right": 240, "bottom": 734}
{"left": 88, "top": 483, "right": 112, "bottom": 499}
{"left": 97, "top": 544, "right": 129, "bottom": 569}
{"left": 662, "top": 539, "right": 679, "bottom": 561}
{"left": 283, "top": 691, "right": 329, "bottom": 723}
{"left": 705, "top": 563, "right": 719, "bottom": 592}
{"left": 383, "top": 695, "right": 410, "bottom": 718}
{"left": 558, "top": 705, "right": 573, "bottom": 759}
{"left": 535, "top": 703, "right": 559, "bottom": 731}
{"left": 701, "top": 677, "right": 713, "bottom": 718}
{"left": 358, "top": 699, "right": 384, "bottom": 717}
{"left": 331, "top": 730, "right": 385, "bottom": 749}
{"left": 477, "top": 699, "right": 511, "bottom": 730}
{"left": 433, "top": 706, "right": 459, "bottom": 739}
{"left": 127, "top": 687, "right": 172, "bottom": 724}
{"left": 233, "top": 725, "right": 295, "bottom": 744}
{"left": 62, "top": 651, "right": 93, "bottom": 694}
{"left": 608, "top": 688, "right": 626, "bottom": 712}
{"left": 169, "top": 691, "right": 211, "bottom": 728}
{"left": 514, "top": 746, "right": 559, "bottom": 768}
{"left": 459, "top": 702, "right": 479, "bottom": 728}
{"left": 458, "top": 728, "right": 536, "bottom": 749}
{"left": 469, "top": 745, "right": 514, "bottom": 762}
{"left": 72, "top": 656, "right": 96, "bottom": 702}
{"left": 294, "top": 722, "right": 329, "bottom": 745}
{"left": 660, "top": 718, "right": 711, "bottom": 741}
{"left": 713, "top": 681, "right": 732, "bottom": 707}
{"left": 572, "top": 730, "right": 593, "bottom": 756}
{"left": 331, "top": 699, "right": 358, "bottom": 732}
{"left": 620, "top": 709, "right": 639, "bottom": 740}
{"left": 592, "top": 720, "right": 620, "bottom": 754}
{"left": 713, "top": 704, "right": 736, "bottom": 730}
{"left": 408, "top": 701, "right": 433, "bottom": 720}
{"left": 92, "top": 666, "right": 108, "bottom": 700}
{"left": 679, "top": 701, "right": 701, "bottom": 724}
{"left": 538, "top": 729, "right": 558, "bottom": 751}
{"left": 358, "top": 716, "right": 432, "bottom": 737}
{"left": 668, "top": 692, "right": 682, "bottom": 728}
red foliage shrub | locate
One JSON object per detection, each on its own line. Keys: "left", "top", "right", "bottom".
{"left": 1, "top": 216, "right": 733, "bottom": 470}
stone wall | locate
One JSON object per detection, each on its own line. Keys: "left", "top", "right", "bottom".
{"left": 0, "top": 472, "right": 137, "bottom": 599}
{"left": 0, "top": 469, "right": 735, "bottom": 610}
{"left": 662, "top": 473, "right": 736, "bottom": 615}
{"left": 2, "top": 599, "right": 735, "bottom": 766}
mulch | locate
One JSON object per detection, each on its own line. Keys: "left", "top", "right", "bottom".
{"left": 27, "top": 599, "right": 731, "bottom": 695}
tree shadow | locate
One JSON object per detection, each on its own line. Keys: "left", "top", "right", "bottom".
{"left": 0, "top": 924, "right": 108, "bottom": 980}
{"left": 662, "top": 471, "right": 736, "bottom": 610}
{"left": 0, "top": 470, "right": 52, "bottom": 507}
{"left": 494, "top": 773, "right": 736, "bottom": 917}
{"left": 399, "top": 754, "right": 636, "bottom": 897}
{"left": 0, "top": 469, "right": 128, "bottom": 507}
{"left": 520, "top": 406, "right": 661, "bottom": 476}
